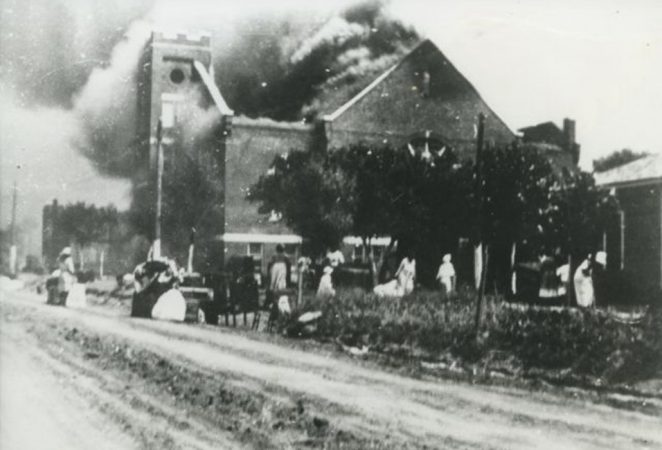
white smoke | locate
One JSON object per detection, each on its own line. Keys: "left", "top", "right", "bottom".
{"left": 72, "top": 21, "right": 152, "bottom": 176}
{"left": 290, "top": 16, "right": 366, "bottom": 63}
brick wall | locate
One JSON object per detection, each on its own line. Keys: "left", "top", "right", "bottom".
{"left": 327, "top": 41, "right": 514, "bottom": 160}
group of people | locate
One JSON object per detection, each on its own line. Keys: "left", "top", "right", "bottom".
{"left": 537, "top": 250, "right": 607, "bottom": 307}
{"left": 372, "top": 251, "right": 457, "bottom": 299}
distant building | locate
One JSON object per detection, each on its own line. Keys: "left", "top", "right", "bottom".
{"left": 518, "top": 118, "right": 580, "bottom": 172}
{"left": 224, "top": 39, "right": 516, "bottom": 272}
{"left": 595, "top": 153, "right": 662, "bottom": 299}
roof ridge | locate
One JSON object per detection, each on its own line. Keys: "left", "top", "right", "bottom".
{"left": 323, "top": 39, "right": 431, "bottom": 122}
{"left": 594, "top": 152, "right": 662, "bottom": 187}
{"left": 322, "top": 39, "right": 515, "bottom": 138}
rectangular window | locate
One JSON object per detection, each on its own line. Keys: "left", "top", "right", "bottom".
{"left": 160, "top": 93, "right": 184, "bottom": 129}
{"left": 161, "top": 101, "right": 176, "bottom": 128}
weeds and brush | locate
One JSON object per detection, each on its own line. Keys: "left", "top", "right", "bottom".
{"left": 286, "top": 288, "right": 662, "bottom": 384}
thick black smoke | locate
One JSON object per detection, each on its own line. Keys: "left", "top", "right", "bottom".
{"left": 218, "top": 0, "right": 419, "bottom": 121}
{"left": 0, "top": 0, "right": 419, "bottom": 195}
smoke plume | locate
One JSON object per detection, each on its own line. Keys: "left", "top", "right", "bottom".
{"left": 0, "top": 0, "right": 419, "bottom": 255}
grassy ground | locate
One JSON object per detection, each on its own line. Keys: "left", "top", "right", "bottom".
{"left": 287, "top": 287, "right": 662, "bottom": 391}
{"left": 77, "top": 277, "right": 662, "bottom": 394}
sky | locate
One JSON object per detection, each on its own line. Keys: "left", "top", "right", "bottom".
{"left": 1, "top": 0, "right": 661, "bottom": 255}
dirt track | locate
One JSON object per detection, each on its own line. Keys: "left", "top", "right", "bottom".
{"left": 1, "top": 287, "right": 661, "bottom": 449}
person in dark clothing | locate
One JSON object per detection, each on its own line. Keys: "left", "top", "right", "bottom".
{"left": 231, "top": 256, "right": 259, "bottom": 325}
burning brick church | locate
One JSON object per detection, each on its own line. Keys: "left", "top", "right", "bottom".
{"left": 130, "top": 30, "right": 578, "bottom": 278}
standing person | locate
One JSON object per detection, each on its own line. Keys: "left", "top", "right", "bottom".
{"left": 395, "top": 250, "right": 416, "bottom": 296}
{"left": 57, "top": 247, "right": 75, "bottom": 305}
{"left": 316, "top": 265, "right": 336, "bottom": 298}
{"left": 268, "top": 244, "right": 291, "bottom": 293}
{"left": 573, "top": 254, "right": 595, "bottom": 307}
{"left": 266, "top": 245, "right": 292, "bottom": 322}
{"left": 436, "top": 253, "right": 456, "bottom": 296}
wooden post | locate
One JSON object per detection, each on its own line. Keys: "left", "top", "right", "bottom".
{"left": 566, "top": 254, "right": 573, "bottom": 306}
{"left": 153, "top": 119, "right": 164, "bottom": 260}
{"left": 475, "top": 245, "right": 489, "bottom": 334}
{"left": 474, "top": 113, "right": 486, "bottom": 338}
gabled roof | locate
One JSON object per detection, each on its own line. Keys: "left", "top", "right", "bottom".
{"left": 595, "top": 153, "right": 662, "bottom": 188}
{"left": 322, "top": 39, "right": 514, "bottom": 136}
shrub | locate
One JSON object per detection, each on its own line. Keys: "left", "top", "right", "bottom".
{"left": 288, "top": 288, "right": 662, "bottom": 383}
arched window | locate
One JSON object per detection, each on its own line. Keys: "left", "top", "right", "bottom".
{"left": 406, "top": 131, "right": 450, "bottom": 161}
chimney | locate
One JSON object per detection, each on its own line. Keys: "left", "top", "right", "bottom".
{"left": 563, "top": 118, "right": 580, "bottom": 164}
{"left": 563, "top": 118, "right": 575, "bottom": 151}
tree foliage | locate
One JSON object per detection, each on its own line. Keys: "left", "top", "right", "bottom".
{"left": 250, "top": 144, "right": 477, "bottom": 282}
{"left": 249, "top": 143, "right": 616, "bottom": 288}
{"left": 481, "top": 144, "right": 555, "bottom": 247}
{"left": 58, "top": 202, "right": 119, "bottom": 247}
{"left": 541, "top": 171, "right": 619, "bottom": 259}
{"left": 248, "top": 150, "right": 355, "bottom": 255}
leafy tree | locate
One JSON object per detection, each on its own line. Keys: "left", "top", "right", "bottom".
{"left": 58, "top": 202, "right": 119, "bottom": 248}
{"left": 593, "top": 149, "right": 648, "bottom": 173}
{"left": 250, "top": 144, "right": 476, "bottom": 284}
{"left": 476, "top": 144, "right": 556, "bottom": 291}
{"left": 480, "top": 144, "right": 553, "bottom": 246}
{"left": 250, "top": 142, "right": 615, "bottom": 290}
{"left": 248, "top": 150, "right": 355, "bottom": 256}
{"left": 542, "top": 171, "right": 619, "bottom": 261}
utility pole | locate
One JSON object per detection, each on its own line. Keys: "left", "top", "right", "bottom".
{"left": 153, "top": 119, "right": 164, "bottom": 260}
{"left": 9, "top": 180, "right": 18, "bottom": 277}
{"left": 474, "top": 113, "right": 486, "bottom": 338}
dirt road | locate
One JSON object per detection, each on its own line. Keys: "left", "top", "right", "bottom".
{"left": 1, "top": 287, "right": 661, "bottom": 449}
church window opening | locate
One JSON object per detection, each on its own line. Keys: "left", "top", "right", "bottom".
{"left": 170, "top": 68, "right": 185, "bottom": 84}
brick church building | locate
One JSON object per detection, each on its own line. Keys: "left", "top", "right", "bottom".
{"left": 132, "top": 31, "right": 576, "bottom": 278}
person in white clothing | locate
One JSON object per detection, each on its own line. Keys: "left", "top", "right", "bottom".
{"left": 436, "top": 253, "right": 456, "bottom": 296}
{"left": 316, "top": 265, "right": 336, "bottom": 298}
{"left": 573, "top": 255, "right": 594, "bottom": 307}
{"left": 57, "top": 247, "right": 76, "bottom": 304}
{"left": 374, "top": 251, "right": 416, "bottom": 298}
